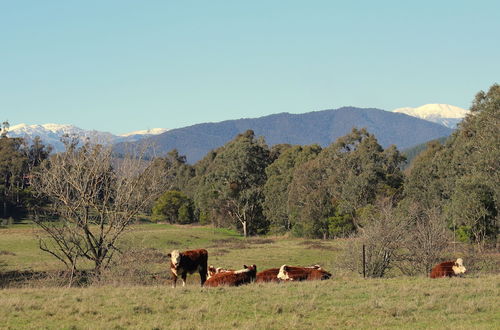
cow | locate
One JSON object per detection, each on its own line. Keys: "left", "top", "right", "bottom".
{"left": 255, "top": 268, "right": 281, "bottom": 283}
{"left": 167, "top": 249, "right": 208, "bottom": 287}
{"left": 207, "top": 265, "right": 235, "bottom": 279}
{"left": 277, "top": 264, "right": 332, "bottom": 281}
{"left": 204, "top": 264, "right": 257, "bottom": 287}
{"left": 430, "top": 258, "right": 466, "bottom": 278}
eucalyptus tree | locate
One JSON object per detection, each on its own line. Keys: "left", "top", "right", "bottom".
{"left": 262, "top": 144, "right": 322, "bottom": 234}
{"left": 288, "top": 128, "right": 406, "bottom": 238}
{"left": 194, "top": 130, "right": 271, "bottom": 236}
{"left": 404, "top": 84, "right": 499, "bottom": 246}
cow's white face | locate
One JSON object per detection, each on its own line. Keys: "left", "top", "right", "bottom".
{"left": 170, "top": 250, "right": 181, "bottom": 268}
{"left": 277, "top": 264, "right": 292, "bottom": 281}
{"left": 452, "top": 258, "right": 466, "bottom": 275}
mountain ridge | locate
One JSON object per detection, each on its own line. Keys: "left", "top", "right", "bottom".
{"left": 116, "top": 107, "right": 453, "bottom": 163}
{"left": 7, "top": 123, "right": 167, "bottom": 152}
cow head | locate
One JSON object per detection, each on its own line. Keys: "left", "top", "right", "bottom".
{"left": 277, "top": 264, "right": 292, "bottom": 281}
{"left": 168, "top": 250, "right": 181, "bottom": 268}
{"left": 452, "top": 258, "right": 466, "bottom": 276}
{"left": 244, "top": 264, "right": 257, "bottom": 272}
{"left": 235, "top": 264, "right": 256, "bottom": 274}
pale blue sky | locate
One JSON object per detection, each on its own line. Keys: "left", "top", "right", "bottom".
{"left": 1, "top": 1, "right": 499, "bottom": 134}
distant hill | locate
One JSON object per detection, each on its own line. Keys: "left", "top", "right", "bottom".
{"left": 116, "top": 107, "right": 453, "bottom": 163}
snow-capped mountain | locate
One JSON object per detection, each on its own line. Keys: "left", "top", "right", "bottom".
{"left": 7, "top": 123, "right": 168, "bottom": 152}
{"left": 120, "top": 128, "right": 168, "bottom": 137}
{"left": 393, "top": 104, "right": 469, "bottom": 128}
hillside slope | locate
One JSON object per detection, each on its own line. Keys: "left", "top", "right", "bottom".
{"left": 116, "top": 107, "right": 453, "bottom": 163}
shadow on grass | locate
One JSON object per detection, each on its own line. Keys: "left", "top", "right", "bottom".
{"left": 0, "top": 270, "right": 93, "bottom": 288}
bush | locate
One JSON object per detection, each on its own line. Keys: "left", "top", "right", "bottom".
{"left": 152, "top": 190, "right": 195, "bottom": 224}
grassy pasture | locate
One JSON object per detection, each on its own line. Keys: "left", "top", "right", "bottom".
{"left": 1, "top": 223, "right": 499, "bottom": 329}
{"left": 0, "top": 223, "right": 341, "bottom": 277}
{"left": 1, "top": 276, "right": 499, "bottom": 329}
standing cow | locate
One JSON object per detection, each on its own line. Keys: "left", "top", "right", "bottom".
{"left": 204, "top": 265, "right": 257, "bottom": 287}
{"left": 277, "top": 264, "right": 332, "bottom": 281}
{"left": 430, "top": 258, "right": 466, "bottom": 278}
{"left": 167, "top": 249, "right": 208, "bottom": 287}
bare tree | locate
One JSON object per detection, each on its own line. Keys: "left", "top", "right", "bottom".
{"left": 340, "top": 200, "right": 409, "bottom": 278}
{"left": 397, "top": 205, "right": 451, "bottom": 275}
{"left": 31, "top": 142, "right": 168, "bottom": 276}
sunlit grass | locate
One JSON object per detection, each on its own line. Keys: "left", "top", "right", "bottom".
{"left": 1, "top": 275, "right": 498, "bottom": 329}
{"left": 1, "top": 222, "right": 499, "bottom": 329}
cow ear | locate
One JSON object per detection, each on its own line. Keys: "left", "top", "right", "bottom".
{"left": 167, "top": 253, "right": 171, "bottom": 258}
{"left": 243, "top": 265, "right": 248, "bottom": 269}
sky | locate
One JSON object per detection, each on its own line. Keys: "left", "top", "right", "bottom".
{"left": 1, "top": 1, "right": 499, "bottom": 134}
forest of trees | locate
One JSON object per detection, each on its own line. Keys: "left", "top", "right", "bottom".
{"left": 1, "top": 85, "right": 498, "bottom": 255}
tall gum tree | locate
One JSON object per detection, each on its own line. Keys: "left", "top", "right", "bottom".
{"left": 194, "top": 130, "right": 271, "bottom": 237}
{"left": 288, "top": 128, "right": 405, "bottom": 238}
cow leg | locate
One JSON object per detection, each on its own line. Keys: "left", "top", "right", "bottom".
{"left": 171, "top": 274, "right": 177, "bottom": 288}
{"left": 199, "top": 267, "right": 207, "bottom": 286}
{"left": 181, "top": 273, "right": 187, "bottom": 287}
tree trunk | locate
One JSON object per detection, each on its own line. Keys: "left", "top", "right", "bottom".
{"left": 243, "top": 221, "right": 247, "bottom": 238}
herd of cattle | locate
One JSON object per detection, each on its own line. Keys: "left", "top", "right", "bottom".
{"left": 166, "top": 249, "right": 467, "bottom": 288}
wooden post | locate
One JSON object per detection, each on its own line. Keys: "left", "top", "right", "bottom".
{"left": 362, "top": 244, "right": 366, "bottom": 278}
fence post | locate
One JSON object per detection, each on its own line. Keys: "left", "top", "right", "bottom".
{"left": 362, "top": 244, "right": 366, "bottom": 278}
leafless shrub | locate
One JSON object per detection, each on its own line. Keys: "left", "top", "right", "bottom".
{"left": 30, "top": 142, "right": 169, "bottom": 278}
{"left": 397, "top": 206, "right": 451, "bottom": 276}
{"left": 339, "top": 200, "right": 410, "bottom": 278}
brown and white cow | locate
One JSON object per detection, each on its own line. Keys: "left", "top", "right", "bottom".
{"left": 167, "top": 249, "right": 208, "bottom": 287}
{"left": 204, "top": 264, "right": 257, "bottom": 287}
{"left": 207, "top": 265, "right": 235, "bottom": 279}
{"left": 277, "top": 264, "right": 332, "bottom": 281}
{"left": 255, "top": 268, "right": 281, "bottom": 283}
{"left": 430, "top": 258, "right": 466, "bottom": 279}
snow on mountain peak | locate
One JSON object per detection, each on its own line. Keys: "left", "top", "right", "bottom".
{"left": 393, "top": 104, "right": 469, "bottom": 128}
{"left": 7, "top": 123, "right": 168, "bottom": 152}
{"left": 120, "top": 128, "right": 168, "bottom": 137}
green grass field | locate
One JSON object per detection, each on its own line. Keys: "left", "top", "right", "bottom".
{"left": 1, "top": 223, "right": 499, "bottom": 329}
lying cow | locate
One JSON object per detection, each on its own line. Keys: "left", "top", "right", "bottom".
{"left": 277, "top": 264, "right": 332, "bottom": 281}
{"left": 255, "top": 268, "right": 281, "bottom": 283}
{"left": 204, "top": 264, "right": 257, "bottom": 287}
{"left": 207, "top": 265, "right": 235, "bottom": 279}
{"left": 430, "top": 258, "right": 466, "bottom": 278}
{"left": 167, "top": 249, "right": 208, "bottom": 287}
